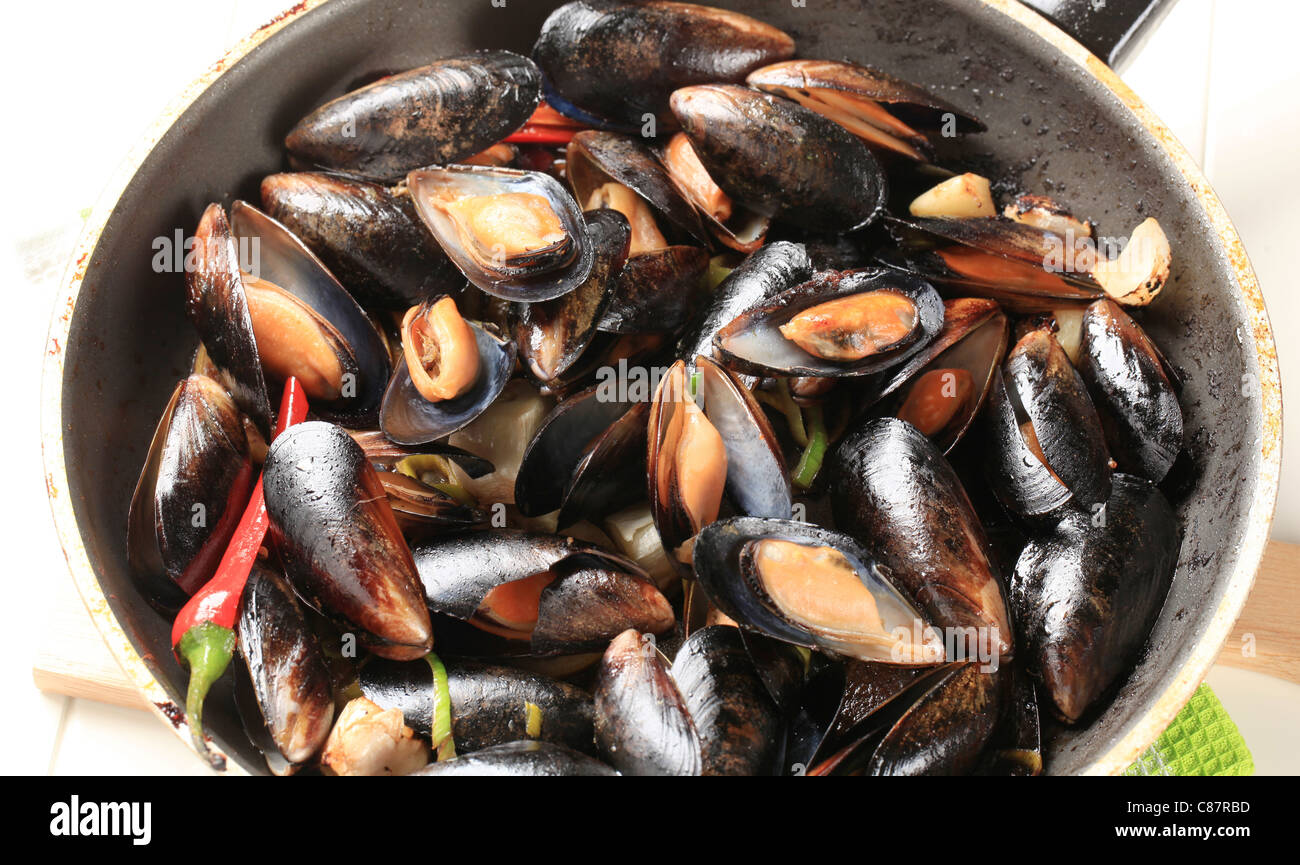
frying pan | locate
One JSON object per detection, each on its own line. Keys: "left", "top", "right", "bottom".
{"left": 41, "top": 0, "right": 1281, "bottom": 775}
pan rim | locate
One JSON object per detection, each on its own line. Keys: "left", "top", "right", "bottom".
{"left": 39, "top": 0, "right": 1281, "bottom": 776}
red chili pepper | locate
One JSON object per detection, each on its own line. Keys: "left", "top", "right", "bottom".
{"left": 172, "top": 377, "right": 309, "bottom": 767}
{"left": 504, "top": 101, "right": 587, "bottom": 145}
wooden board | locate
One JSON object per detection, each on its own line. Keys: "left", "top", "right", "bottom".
{"left": 32, "top": 540, "right": 1300, "bottom": 709}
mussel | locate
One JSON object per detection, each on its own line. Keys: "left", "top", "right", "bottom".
{"left": 829, "top": 418, "right": 1013, "bottom": 658}
{"left": 712, "top": 268, "right": 944, "bottom": 378}
{"left": 860, "top": 297, "right": 1009, "bottom": 453}
{"left": 411, "top": 531, "right": 674, "bottom": 656}
{"left": 1076, "top": 299, "right": 1182, "bottom": 481}
{"left": 983, "top": 329, "right": 1113, "bottom": 522}
{"left": 671, "top": 84, "right": 887, "bottom": 234}
{"left": 693, "top": 516, "right": 945, "bottom": 664}
{"left": 235, "top": 565, "right": 335, "bottom": 775}
{"left": 647, "top": 357, "right": 791, "bottom": 562}
{"left": 514, "top": 385, "right": 649, "bottom": 530}
{"left": 593, "top": 629, "right": 701, "bottom": 776}
{"left": 1011, "top": 474, "right": 1179, "bottom": 723}
{"left": 509, "top": 209, "right": 630, "bottom": 384}
{"left": 360, "top": 657, "right": 595, "bottom": 756}
{"left": 228, "top": 201, "right": 391, "bottom": 424}
{"left": 408, "top": 165, "right": 595, "bottom": 302}
{"left": 413, "top": 740, "right": 617, "bottom": 776}
{"left": 379, "top": 294, "right": 517, "bottom": 445}
{"left": 813, "top": 663, "right": 1007, "bottom": 776}
{"left": 263, "top": 422, "right": 434, "bottom": 661}
{"left": 260, "top": 172, "right": 462, "bottom": 309}
{"left": 127, "top": 375, "right": 255, "bottom": 609}
{"left": 746, "top": 59, "right": 985, "bottom": 162}
{"left": 532, "top": 1, "right": 794, "bottom": 130}
{"left": 285, "top": 51, "right": 541, "bottom": 182}
{"left": 670, "top": 625, "right": 783, "bottom": 776}
{"left": 676, "top": 240, "right": 813, "bottom": 362}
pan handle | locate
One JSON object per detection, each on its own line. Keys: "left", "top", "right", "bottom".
{"left": 1019, "top": 0, "right": 1177, "bottom": 69}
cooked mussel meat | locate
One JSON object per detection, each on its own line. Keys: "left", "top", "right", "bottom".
{"left": 713, "top": 268, "right": 943, "bottom": 378}
{"left": 694, "top": 516, "right": 944, "bottom": 664}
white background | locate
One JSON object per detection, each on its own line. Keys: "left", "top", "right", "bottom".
{"left": 1, "top": 0, "right": 1296, "bottom": 774}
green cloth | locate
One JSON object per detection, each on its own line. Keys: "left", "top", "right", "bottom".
{"left": 1124, "top": 685, "right": 1253, "bottom": 776}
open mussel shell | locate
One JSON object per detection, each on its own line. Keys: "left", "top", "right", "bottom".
{"left": 883, "top": 215, "right": 1103, "bottom": 312}
{"left": 515, "top": 385, "right": 648, "bottom": 529}
{"left": 260, "top": 172, "right": 461, "bottom": 309}
{"left": 235, "top": 564, "right": 334, "bottom": 775}
{"left": 185, "top": 204, "right": 273, "bottom": 435}
{"left": 676, "top": 240, "right": 813, "bottom": 362}
{"left": 349, "top": 430, "right": 495, "bottom": 479}
{"left": 987, "top": 329, "right": 1113, "bottom": 520}
{"left": 671, "top": 85, "right": 887, "bottom": 234}
{"left": 360, "top": 657, "right": 595, "bottom": 756}
{"left": 861, "top": 297, "right": 1009, "bottom": 453}
{"left": 263, "top": 422, "right": 433, "bottom": 661}
{"left": 413, "top": 740, "right": 617, "bottom": 776}
{"left": 532, "top": 0, "right": 794, "bottom": 130}
{"left": 670, "top": 625, "right": 783, "bottom": 776}
{"left": 510, "top": 209, "right": 629, "bottom": 384}
{"left": 597, "top": 246, "right": 710, "bottom": 334}
{"left": 566, "top": 130, "right": 708, "bottom": 243}
{"left": 1011, "top": 474, "right": 1179, "bottom": 723}
{"left": 746, "top": 59, "right": 984, "bottom": 162}
{"left": 376, "top": 469, "right": 487, "bottom": 536}
{"left": 828, "top": 418, "right": 1013, "bottom": 656}
{"left": 230, "top": 201, "right": 391, "bottom": 424}
{"left": 811, "top": 661, "right": 935, "bottom": 763}
{"left": 594, "top": 629, "right": 701, "bottom": 776}
{"left": 411, "top": 531, "right": 674, "bottom": 656}
{"left": 813, "top": 662, "right": 1007, "bottom": 776}
{"left": 379, "top": 320, "right": 516, "bottom": 445}
{"left": 127, "top": 375, "right": 256, "bottom": 609}
{"left": 713, "top": 268, "right": 943, "bottom": 378}
{"left": 408, "top": 165, "right": 594, "bottom": 301}
{"left": 285, "top": 51, "right": 540, "bottom": 182}
{"left": 647, "top": 358, "right": 791, "bottom": 558}
{"left": 1076, "top": 299, "right": 1183, "bottom": 482}
{"left": 693, "top": 516, "right": 943, "bottom": 665}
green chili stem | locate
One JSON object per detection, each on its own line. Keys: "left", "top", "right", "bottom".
{"left": 177, "top": 621, "right": 237, "bottom": 768}
{"left": 424, "top": 652, "right": 456, "bottom": 762}
{"left": 792, "top": 405, "right": 828, "bottom": 491}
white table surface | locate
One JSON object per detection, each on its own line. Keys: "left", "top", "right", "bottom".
{"left": 4, "top": 0, "right": 1298, "bottom": 776}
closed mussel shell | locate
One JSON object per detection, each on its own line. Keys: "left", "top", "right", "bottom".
{"left": 670, "top": 625, "right": 782, "bottom": 776}
{"left": 829, "top": 418, "right": 1013, "bottom": 656}
{"left": 594, "top": 629, "right": 701, "bottom": 776}
{"left": 1011, "top": 473, "right": 1179, "bottom": 723}
{"left": 263, "top": 422, "right": 433, "bottom": 661}
{"left": 360, "top": 657, "right": 595, "bottom": 755}
{"left": 1076, "top": 299, "right": 1183, "bottom": 482}
{"left": 235, "top": 564, "right": 335, "bottom": 775}
{"left": 285, "top": 51, "right": 541, "bottom": 182}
